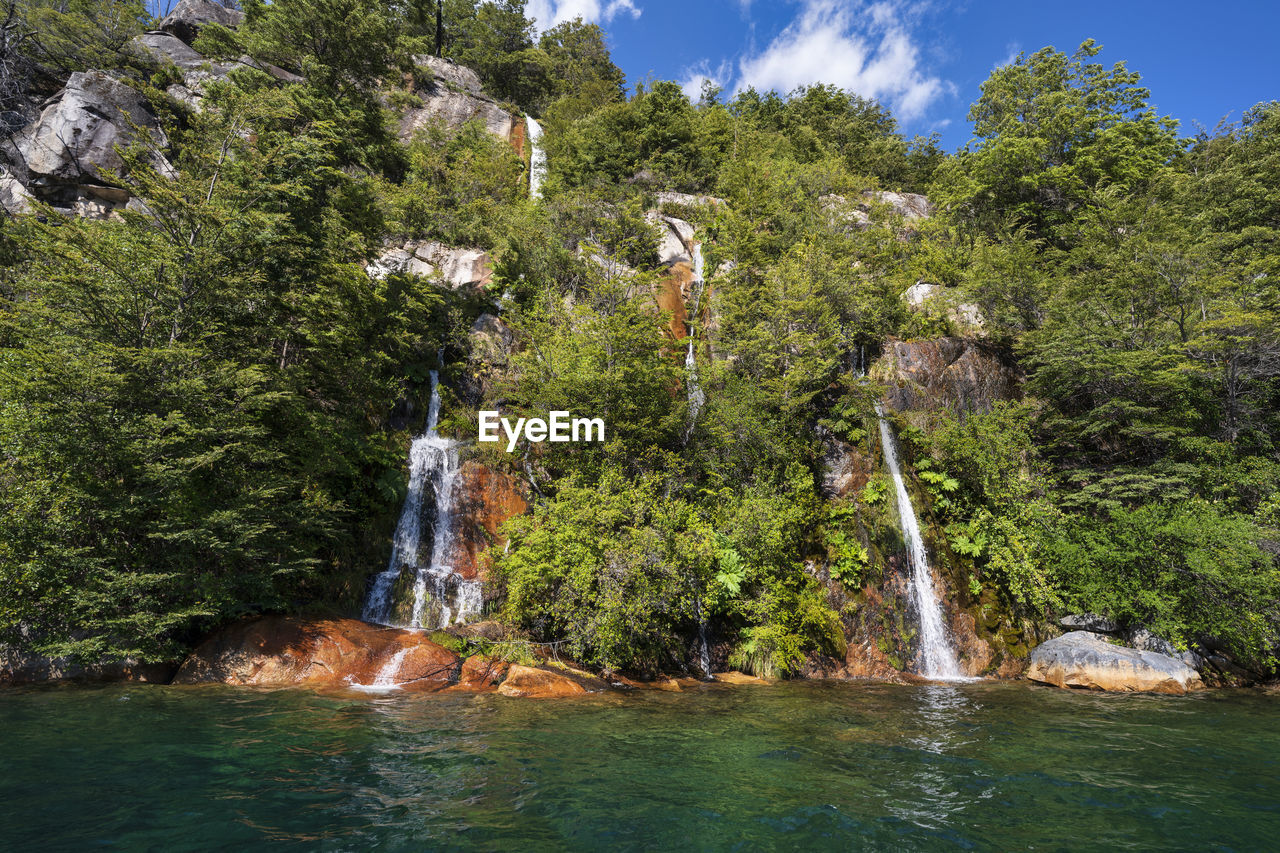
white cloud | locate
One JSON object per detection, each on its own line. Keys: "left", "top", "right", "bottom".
{"left": 734, "top": 0, "right": 948, "bottom": 121}
{"left": 679, "top": 59, "right": 734, "bottom": 102}
{"left": 995, "top": 42, "right": 1021, "bottom": 70}
{"left": 526, "top": 0, "right": 642, "bottom": 32}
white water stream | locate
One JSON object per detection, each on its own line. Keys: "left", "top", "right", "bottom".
{"left": 684, "top": 244, "right": 706, "bottom": 438}
{"left": 874, "top": 404, "right": 967, "bottom": 680}
{"left": 527, "top": 116, "right": 547, "bottom": 201}
{"left": 363, "top": 370, "right": 481, "bottom": 630}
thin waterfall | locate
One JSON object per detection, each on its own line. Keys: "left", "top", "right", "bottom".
{"left": 695, "top": 595, "right": 713, "bottom": 680}
{"left": 526, "top": 116, "right": 547, "bottom": 201}
{"left": 683, "top": 243, "right": 706, "bottom": 440}
{"left": 364, "top": 369, "right": 481, "bottom": 630}
{"left": 874, "top": 404, "right": 966, "bottom": 680}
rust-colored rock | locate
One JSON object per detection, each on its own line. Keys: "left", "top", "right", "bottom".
{"left": 452, "top": 655, "right": 510, "bottom": 691}
{"left": 712, "top": 671, "right": 769, "bottom": 685}
{"left": 172, "top": 616, "right": 460, "bottom": 691}
{"left": 449, "top": 461, "right": 528, "bottom": 582}
{"left": 496, "top": 664, "right": 607, "bottom": 698}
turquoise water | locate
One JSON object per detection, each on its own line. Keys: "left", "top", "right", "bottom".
{"left": 1, "top": 680, "right": 1277, "bottom": 851}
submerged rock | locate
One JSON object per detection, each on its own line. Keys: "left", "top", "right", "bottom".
{"left": 1026, "top": 631, "right": 1203, "bottom": 694}
{"left": 173, "top": 616, "right": 461, "bottom": 691}
{"left": 496, "top": 664, "right": 607, "bottom": 698}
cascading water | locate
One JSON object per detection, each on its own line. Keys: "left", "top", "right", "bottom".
{"left": 526, "top": 116, "right": 547, "bottom": 201}
{"left": 683, "top": 244, "right": 706, "bottom": 438}
{"left": 694, "top": 596, "right": 713, "bottom": 680}
{"left": 363, "top": 370, "right": 481, "bottom": 630}
{"left": 875, "top": 404, "right": 966, "bottom": 680}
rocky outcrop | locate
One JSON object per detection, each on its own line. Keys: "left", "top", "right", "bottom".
{"left": 173, "top": 616, "right": 461, "bottom": 691}
{"left": 132, "top": 31, "right": 302, "bottom": 111}
{"left": 872, "top": 337, "right": 1021, "bottom": 417}
{"left": 159, "top": 0, "right": 245, "bottom": 46}
{"left": 902, "top": 281, "right": 984, "bottom": 331}
{"left": 654, "top": 190, "right": 726, "bottom": 208}
{"left": 398, "top": 56, "right": 516, "bottom": 145}
{"left": 819, "top": 433, "right": 875, "bottom": 500}
{"left": 7, "top": 71, "right": 174, "bottom": 199}
{"left": 1026, "top": 631, "right": 1204, "bottom": 694}
{"left": 647, "top": 211, "right": 706, "bottom": 342}
{"left": 368, "top": 240, "right": 492, "bottom": 289}
{"left": 496, "top": 663, "right": 608, "bottom": 698}
{"left": 452, "top": 654, "right": 510, "bottom": 691}
{"left": 0, "top": 169, "right": 35, "bottom": 215}
{"left": 821, "top": 190, "right": 931, "bottom": 232}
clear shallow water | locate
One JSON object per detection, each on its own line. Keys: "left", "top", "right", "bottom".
{"left": 1, "top": 681, "right": 1277, "bottom": 851}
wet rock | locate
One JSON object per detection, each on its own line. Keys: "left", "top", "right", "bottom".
{"left": 1026, "top": 631, "right": 1203, "bottom": 694}
{"left": 819, "top": 432, "right": 874, "bottom": 500}
{"left": 160, "top": 0, "right": 245, "bottom": 46}
{"left": 497, "top": 664, "right": 607, "bottom": 698}
{"left": 368, "top": 240, "right": 492, "bottom": 290}
{"left": 1059, "top": 613, "right": 1120, "bottom": 634}
{"left": 452, "top": 655, "right": 509, "bottom": 691}
{"left": 172, "top": 615, "right": 461, "bottom": 690}
{"left": 1, "top": 645, "right": 177, "bottom": 684}
{"left": 872, "top": 337, "right": 1021, "bottom": 416}
{"left": 712, "top": 671, "right": 768, "bottom": 685}
{"left": 448, "top": 461, "right": 528, "bottom": 582}
{"left": 10, "top": 71, "right": 174, "bottom": 188}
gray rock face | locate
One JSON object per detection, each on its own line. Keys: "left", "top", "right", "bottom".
{"left": 10, "top": 71, "right": 173, "bottom": 187}
{"left": 413, "top": 55, "right": 484, "bottom": 95}
{"left": 397, "top": 57, "right": 514, "bottom": 144}
{"left": 654, "top": 190, "right": 726, "bottom": 208}
{"left": 872, "top": 337, "right": 1021, "bottom": 416}
{"left": 1126, "top": 628, "right": 1203, "bottom": 670}
{"left": 868, "top": 189, "right": 931, "bottom": 221}
{"left": 1, "top": 644, "right": 176, "bottom": 684}
{"left": 901, "top": 281, "right": 984, "bottom": 330}
{"left": 368, "top": 240, "right": 492, "bottom": 290}
{"left": 0, "top": 168, "right": 35, "bottom": 214}
{"left": 1027, "top": 631, "right": 1203, "bottom": 694}
{"left": 160, "top": 0, "right": 245, "bottom": 46}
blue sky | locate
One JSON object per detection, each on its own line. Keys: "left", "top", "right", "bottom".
{"left": 526, "top": 0, "right": 1280, "bottom": 151}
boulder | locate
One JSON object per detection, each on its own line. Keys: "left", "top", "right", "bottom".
{"left": 10, "top": 71, "right": 174, "bottom": 188}
{"left": 872, "top": 337, "right": 1021, "bottom": 416}
{"left": 1126, "top": 628, "right": 1203, "bottom": 671}
{"left": 497, "top": 664, "right": 607, "bottom": 698}
{"left": 368, "top": 240, "right": 492, "bottom": 290}
{"left": 172, "top": 615, "right": 461, "bottom": 691}
{"left": 160, "top": 0, "right": 244, "bottom": 46}
{"left": 452, "top": 654, "right": 510, "bottom": 691}
{"left": 1026, "top": 631, "right": 1203, "bottom": 694}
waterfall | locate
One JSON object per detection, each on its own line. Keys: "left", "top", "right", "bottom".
{"left": 683, "top": 243, "right": 706, "bottom": 438}
{"left": 526, "top": 116, "right": 547, "bottom": 201}
{"left": 695, "top": 596, "right": 713, "bottom": 680}
{"left": 363, "top": 370, "right": 481, "bottom": 630}
{"left": 875, "top": 404, "right": 966, "bottom": 680}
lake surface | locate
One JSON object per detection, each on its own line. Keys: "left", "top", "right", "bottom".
{"left": 1, "top": 680, "right": 1276, "bottom": 851}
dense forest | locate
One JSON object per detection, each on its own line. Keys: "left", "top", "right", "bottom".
{"left": 1, "top": 0, "right": 1277, "bottom": 678}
